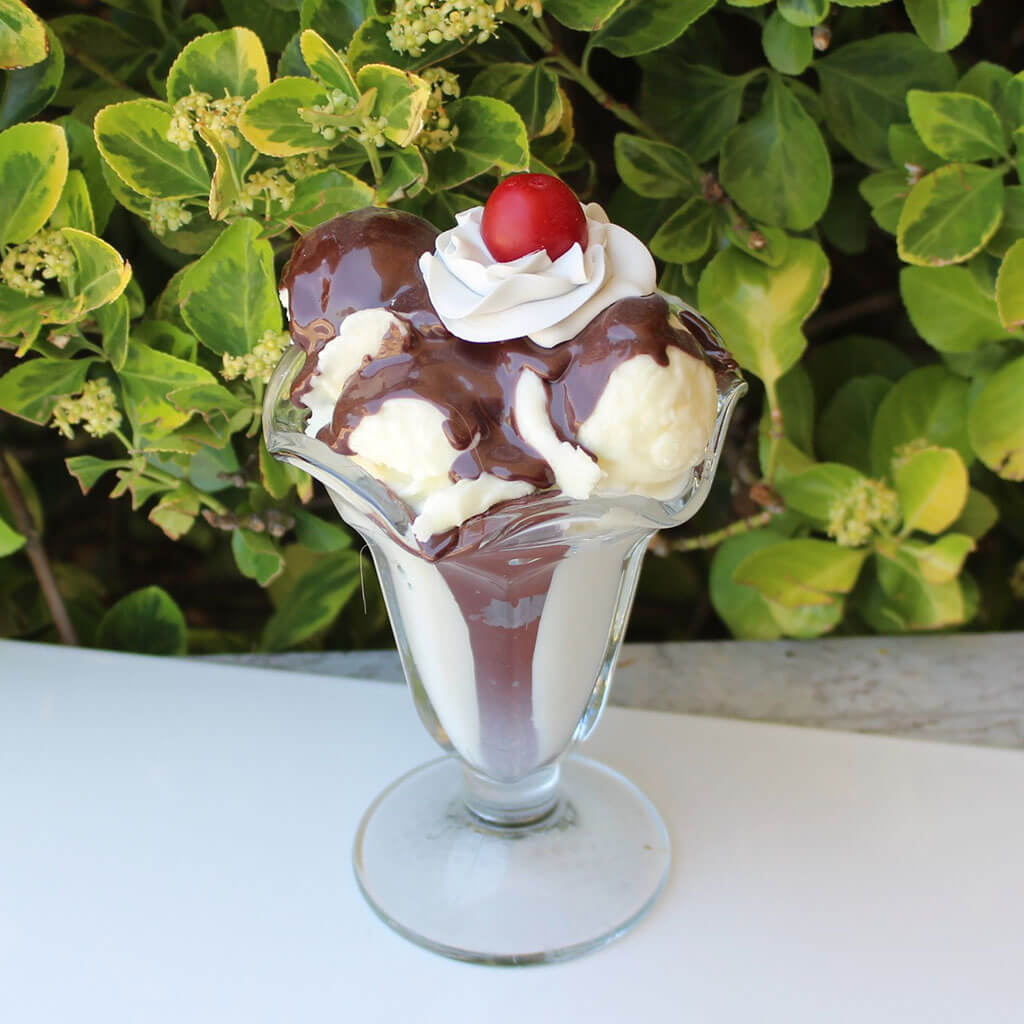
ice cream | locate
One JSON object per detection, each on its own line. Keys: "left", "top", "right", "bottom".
{"left": 281, "top": 191, "right": 733, "bottom": 551}
{"left": 274, "top": 177, "right": 739, "bottom": 780}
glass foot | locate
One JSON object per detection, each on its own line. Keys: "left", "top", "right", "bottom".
{"left": 352, "top": 754, "right": 671, "bottom": 965}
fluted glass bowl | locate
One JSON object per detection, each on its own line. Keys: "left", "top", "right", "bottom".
{"left": 263, "top": 297, "right": 745, "bottom": 964}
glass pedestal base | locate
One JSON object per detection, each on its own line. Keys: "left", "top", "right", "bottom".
{"left": 352, "top": 754, "right": 671, "bottom": 965}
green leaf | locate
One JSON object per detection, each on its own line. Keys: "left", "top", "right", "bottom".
{"left": 995, "top": 239, "right": 1024, "bottom": 330}
{"left": 900, "top": 533, "right": 974, "bottom": 584}
{"left": 96, "top": 586, "right": 187, "bottom": 656}
{"left": 719, "top": 75, "right": 831, "bottom": 230}
{"left": 166, "top": 27, "right": 270, "bottom": 105}
{"left": 904, "top": 0, "right": 972, "bottom": 53}
{"left": 638, "top": 62, "right": 752, "bottom": 163}
{"left": 94, "top": 99, "right": 211, "bottom": 200}
{"left": 734, "top": 539, "right": 869, "bottom": 608}
{"left": 888, "top": 122, "right": 944, "bottom": 172}
{"left": 817, "top": 375, "right": 892, "bottom": 474}
{"left": 870, "top": 364, "right": 972, "bottom": 475}
{"left": 262, "top": 548, "right": 360, "bottom": 649}
{"left": 613, "top": 133, "right": 700, "bottom": 198}
{"left": 897, "top": 164, "right": 1005, "bottom": 267}
{"left": 865, "top": 551, "right": 968, "bottom": 631}
{"left": 62, "top": 227, "right": 132, "bottom": 314}
{"left": 906, "top": 90, "right": 1007, "bottom": 161}
{"left": 0, "top": 21, "right": 63, "bottom": 129}
{"left": 0, "top": 510, "right": 25, "bottom": 557}
{"left": 900, "top": 265, "right": 1008, "bottom": 352}
{"left": 777, "top": 0, "right": 830, "bottom": 27}
{"left": 711, "top": 529, "right": 842, "bottom": 640}
{"left": 816, "top": 34, "right": 956, "bottom": 168}
{"left": 301, "top": 0, "right": 369, "bottom": 52}
{"left": 96, "top": 293, "right": 130, "bottom": 371}
{"left": 950, "top": 488, "right": 998, "bottom": 540}
{"left": 168, "top": 379, "right": 248, "bottom": 444}
{"left": 805, "top": 332, "right": 913, "bottom": 401}
{"left": 180, "top": 218, "right": 280, "bottom": 356}
{"left": 819, "top": 172, "right": 870, "bottom": 255}
{"left": 966, "top": 354, "right": 1024, "bottom": 480}
{"left": 958, "top": 62, "right": 1013, "bottom": 133}
{"left": 59, "top": 114, "right": 115, "bottom": 234}
{"left": 118, "top": 345, "right": 216, "bottom": 440}
{"left": 238, "top": 76, "right": 330, "bottom": 156}
{"left": 859, "top": 169, "right": 909, "bottom": 235}
{"left": 281, "top": 167, "right": 374, "bottom": 232}
{"left": 232, "top": 528, "right": 284, "bottom": 586}
{"left": 543, "top": 0, "right": 625, "bottom": 31}
{"left": 0, "top": 357, "right": 92, "bottom": 424}
{"left": 426, "top": 96, "right": 529, "bottom": 190}
{"left": 697, "top": 238, "right": 829, "bottom": 386}
{"left": 291, "top": 507, "right": 352, "bottom": 552}
{"left": 894, "top": 445, "right": 968, "bottom": 533}
{"left": 148, "top": 485, "right": 200, "bottom": 539}
{"left": 762, "top": 12, "right": 813, "bottom": 76}
{"left": 986, "top": 186, "right": 1024, "bottom": 258}
{"left": 649, "top": 197, "right": 715, "bottom": 264}
{"left": 65, "top": 454, "right": 125, "bottom": 494}
{"left": 471, "top": 63, "right": 562, "bottom": 139}
{"left": 49, "top": 169, "right": 95, "bottom": 233}
{"left": 375, "top": 147, "right": 427, "bottom": 204}
{"left": 592, "top": 0, "right": 716, "bottom": 57}
{"left": 777, "top": 463, "right": 865, "bottom": 525}
{"left": 299, "top": 28, "right": 358, "bottom": 99}
{"left": 723, "top": 221, "right": 790, "bottom": 267}
{"left": 355, "top": 64, "right": 429, "bottom": 148}
{"left": 0, "top": 121, "right": 68, "bottom": 245}
{"left": 0, "top": 0, "right": 46, "bottom": 68}
{"left": 1004, "top": 73, "right": 1024, "bottom": 137}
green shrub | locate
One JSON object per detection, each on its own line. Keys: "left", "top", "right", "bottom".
{"left": 1, "top": 0, "right": 1022, "bottom": 651}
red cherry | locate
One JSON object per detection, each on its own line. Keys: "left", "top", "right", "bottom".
{"left": 480, "top": 173, "right": 588, "bottom": 263}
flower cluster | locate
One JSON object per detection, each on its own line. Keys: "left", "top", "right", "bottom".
{"left": 308, "top": 89, "right": 356, "bottom": 141}
{"left": 1, "top": 229, "right": 74, "bottom": 296}
{"left": 417, "top": 68, "right": 460, "bottom": 152}
{"left": 387, "top": 0, "right": 499, "bottom": 56}
{"left": 283, "top": 152, "right": 323, "bottom": 179}
{"left": 167, "top": 91, "right": 246, "bottom": 150}
{"left": 228, "top": 168, "right": 296, "bottom": 217}
{"left": 221, "top": 329, "right": 289, "bottom": 384}
{"left": 827, "top": 478, "right": 901, "bottom": 548}
{"left": 147, "top": 198, "right": 193, "bottom": 236}
{"left": 51, "top": 379, "right": 122, "bottom": 440}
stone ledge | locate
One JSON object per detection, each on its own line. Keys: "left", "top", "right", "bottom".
{"left": 205, "top": 632, "right": 1024, "bottom": 751}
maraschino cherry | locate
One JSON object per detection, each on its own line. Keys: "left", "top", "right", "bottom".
{"left": 480, "top": 173, "right": 588, "bottom": 263}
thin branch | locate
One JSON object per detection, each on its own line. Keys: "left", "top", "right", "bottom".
{"left": 653, "top": 510, "right": 778, "bottom": 556}
{"left": 0, "top": 453, "right": 79, "bottom": 646}
{"left": 805, "top": 291, "right": 901, "bottom": 338}
{"left": 502, "top": 11, "right": 663, "bottom": 140}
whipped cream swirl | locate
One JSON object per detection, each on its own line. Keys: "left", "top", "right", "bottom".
{"left": 418, "top": 203, "right": 656, "bottom": 347}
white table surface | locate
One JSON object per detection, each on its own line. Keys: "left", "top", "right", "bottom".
{"left": 2, "top": 639, "right": 1023, "bottom": 1023}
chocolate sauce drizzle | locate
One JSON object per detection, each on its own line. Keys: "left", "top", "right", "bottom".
{"left": 282, "top": 208, "right": 737, "bottom": 504}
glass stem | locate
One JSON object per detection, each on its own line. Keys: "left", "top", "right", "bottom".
{"left": 461, "top": 762, "right": 561, "bottom": 827}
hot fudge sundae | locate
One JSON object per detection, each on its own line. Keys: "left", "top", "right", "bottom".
{"left": 273, "top": 174, "right": 738, "bottom": 780}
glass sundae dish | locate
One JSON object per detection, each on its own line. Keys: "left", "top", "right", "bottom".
{"left": 263, "top": 175, "right": 745, "bottom": 964}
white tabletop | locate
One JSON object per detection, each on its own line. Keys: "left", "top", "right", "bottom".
{"left": 2, "top": 639, "right": 1023, "bottom": 1023}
